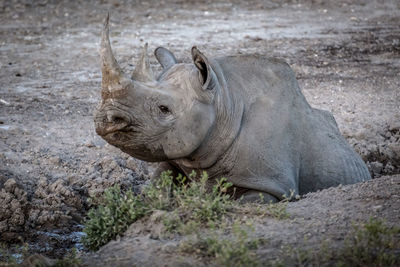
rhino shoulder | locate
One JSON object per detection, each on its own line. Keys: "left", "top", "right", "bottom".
{"left": 315, "top": 108, "right": 339, "bottom": 128}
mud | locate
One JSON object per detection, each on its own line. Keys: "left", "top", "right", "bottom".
{"left": 0, "top": 0, "right": 399, "bottom": 261}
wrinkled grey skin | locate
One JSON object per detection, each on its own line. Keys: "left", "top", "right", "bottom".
{"left": 94, "top": 16, "right": 371, "bottom": 202}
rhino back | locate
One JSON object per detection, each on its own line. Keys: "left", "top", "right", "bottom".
{"left": 214, "top": 55, "right": 309, "bottom": 108}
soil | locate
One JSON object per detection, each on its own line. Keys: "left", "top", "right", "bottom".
{"left": 0, "top": 0, "right": 399, "bottom": 264}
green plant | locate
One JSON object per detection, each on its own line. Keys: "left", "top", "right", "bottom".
{"left": 82, "top": 171, "right": 233, "bottom": 250}
{"left": 0, "top": 242, "right": 30, "bottom": 266}
{"left": 272, "top": 241, "right": 332, "bottom": 267}
{"left": 265, "top": 201, "right": 290, "bottom": 220}
{"left": 0, "top": 243, "right": 81, "bottom": 267}
{"left": 337, "top": 218, "right": 400, "bottom": 267}
{"left": 149, "top": 171, "right": 233, "bottom": 234}
{"left": 237, "top": 194, "right": 290, "bottom": 220}
{"left": 82, "top": 184, "right": 149, "bottom": 250}
{"left": 273, "top": 218, "right": 400, "bottom": 266}
{"left": 181, "top": 222, "right": 261, "bottom": 267}
{"left": 0, "top": 245, "right": 18, "bottom": 266}
{"left": 83, "top": 169, "right": 290, "bottom": 264}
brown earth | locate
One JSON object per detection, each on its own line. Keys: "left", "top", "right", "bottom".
{"left": 0, "top": 0, "right": 399, "bottom": 263}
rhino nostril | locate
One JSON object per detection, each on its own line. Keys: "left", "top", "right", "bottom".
{"left": 106, "top": 112, "right": 129, "bottom": 124}
{"left": 112, "top": 115, "right": 125, "bottom": 124}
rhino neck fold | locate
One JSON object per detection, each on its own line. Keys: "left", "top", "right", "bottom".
{"left": 175, "top": 60, "right": 244, "bottom": 170}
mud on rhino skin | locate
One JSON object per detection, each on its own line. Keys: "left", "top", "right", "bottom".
{"left": 94, "top": 15, "right": 371, "bottom": 202}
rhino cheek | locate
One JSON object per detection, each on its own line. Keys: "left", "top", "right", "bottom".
{"left": 162, "top": 105, "right": 215, "bottom": 159}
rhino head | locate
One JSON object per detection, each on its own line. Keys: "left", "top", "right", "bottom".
{"left": 94, "top": 15, "right": 225, "bottom": 163}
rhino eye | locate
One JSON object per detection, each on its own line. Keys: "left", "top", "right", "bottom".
{"left": 158, "top": 105, "right": 171, "bottom": 114}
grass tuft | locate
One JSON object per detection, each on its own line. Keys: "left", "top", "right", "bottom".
{"left": 82, "top": 171, "right": 234, "bottom": 250}
{"left": 274, "top": 218, "right": 400, "bottom": 266}
{"left": 82, "top": 184, "right": 148, "bottom": 250}
{"left": 337, "top": 218, "right": 400, "bottom": 266}
{"left": 180, "top": 222, "right": 261, "bottom": 267}
{"left": 82, "top": 170, "right": 289, "bottom": 266}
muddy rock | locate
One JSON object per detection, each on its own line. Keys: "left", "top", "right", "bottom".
{"left": 368, "top": 161, "right": 383, "bottom": 177}
{"left": 21, "top": 254, "right": 56, "bottom": 267}
{"left": 0, "top": 179, "right": 28, "bottom": 240}
{"left": 77, "top": 154, "right": 148, "bottom": 199}
{"left": 26, "top": 178, "right": 83, "bottom": 229}
{"left": 347, "top": 123, "right": 400, "bottom": 177}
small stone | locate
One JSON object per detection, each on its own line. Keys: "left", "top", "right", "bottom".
{"left": 0, "top": 220, "right": 8, "bottom": 232}
{"left": 369, "top": 161, "right": 383, "bottom": 174}
{"left": 161, "top": 242, "right": 177, "bottom": 253}
{"left": 49, "top": 156, "right": 61, "bottom": 166}
{"left": 126, "top": 158, "right": 139, "bottom": 170}
{"left": 388, "top": 121, "right": 400, "bottom": 132}
{"left": 372, "top": 205, "right": 383, "bottom": 212}
{"left": 84, "top": 141, "right": 95, "bottom": 148}
{"left": 10, "top": 199, "right": 20, "bottom": 210}
{"left": 10, "top": 208, "right": 25, "bottom": 226}
{"left": 4, "top": 179, "right": 17, "bottom": 193}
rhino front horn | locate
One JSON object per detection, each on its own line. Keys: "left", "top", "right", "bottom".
{"left": 100, "top": 13, "right": 124, "bottom": 92}
{"left": 132, "top": 43, "right": 155, "bottom": 82}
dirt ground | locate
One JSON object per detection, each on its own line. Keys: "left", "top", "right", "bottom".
{"left": 0, "top": 0, "right": 399, "bottom": 263}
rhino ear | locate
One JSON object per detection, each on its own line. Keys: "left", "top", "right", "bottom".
{"left": 154, "top": 47, "right": 177, "bottom": 69}
{"left": 191, "top": 46, "right": 214, "bottom": 90}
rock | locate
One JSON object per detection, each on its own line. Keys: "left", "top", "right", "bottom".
{"left": 372, "top": 205, "right": 383, "bottom": 212}
{"left": 0, "top": 179, "right": 28, "bottom": 235}
{"left": 384, "top": 161, "right": 395, "bottom": 173}
{"left": 4, "top": 178, "right": 17, "bottom": 193}
{"left": 28, "top": 177, "right": 84, "bottom": 228}
{"left": 161, "top": 242, "right": 177, "bottom": 253}
{"left": 388, "top": 121, "right": 400, "bottom": 132}
{"left": 10, "top": 208, "right": 25, "bottom": 226}
{"left": 0, "top": 220, "right": 8, "bottom": 232}
{"left": 369, "top": 161, "right": 383, "bottom": 176}
{"left": 21, "top": 254, "right": 55, "bottom": 267}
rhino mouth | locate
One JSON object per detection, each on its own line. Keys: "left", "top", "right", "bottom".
{"left": 94, "top": 107, "right": 139, "bottom": 137}
{"left": 95, "top": 121, "right": 137, "bottom": 137}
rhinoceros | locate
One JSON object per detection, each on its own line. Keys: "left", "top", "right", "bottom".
{"left": 94, "top": 16, "right": 371, "bottom": 202}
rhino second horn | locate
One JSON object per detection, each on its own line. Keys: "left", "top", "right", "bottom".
{"left": 100, "top": 13, "right": 124, "bottom": 92}
{"left": 132, "top": 43, "right": 155, "bottom": 82}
